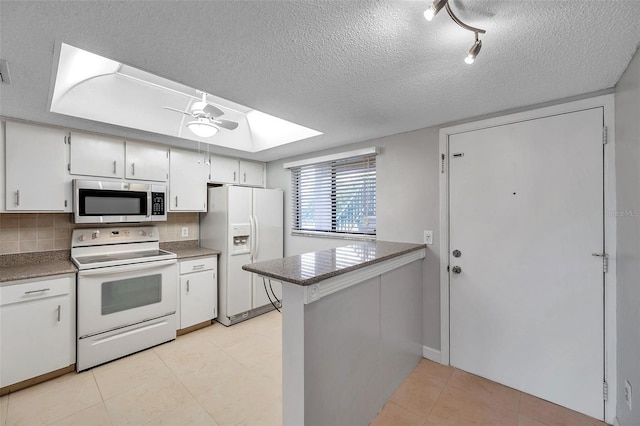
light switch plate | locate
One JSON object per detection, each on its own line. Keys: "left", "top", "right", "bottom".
{"left": 424, "top": 230, "right": 433, "bottom": 245}
{"left": 181, "top": 227, "right": 188, "bottom": 237}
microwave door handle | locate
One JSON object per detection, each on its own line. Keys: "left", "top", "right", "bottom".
{"left": 78, "top": 259, "right": 176, "bottom": 276}
{"left": 147, "top": 193, "right": 152, "bottom": 218}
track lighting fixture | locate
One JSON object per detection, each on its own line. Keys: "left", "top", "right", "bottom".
{"left": 424, "top": 0, "right": 486, "bottom": 64}
{"left": 424, "top": 0, "right": 447, "bottom": 21}
{"left": 465, "top": 37, "right": 482, "bottom": 64}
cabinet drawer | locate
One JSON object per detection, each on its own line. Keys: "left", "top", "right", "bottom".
{"left": 0, "top": 275, "right": 73, "bottom": 307}
{"left": 179, "top": 257, "right": 216, "bottom": 274}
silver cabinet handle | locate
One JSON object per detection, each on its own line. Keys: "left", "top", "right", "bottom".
{"left": 131, "top": 162, "right": 135, "bottom": 176}
{"left": 192, "top": 264, "right": 205, "bottom": 270}
{"left": 25, "top": 288, "right": 50, "bottom": 294}
{"left": 186, "top": 280, "right": 190, "bottom": 293}
{"left": 113, "top": 160, "right": 117, "bottom": 174}
{"left": 15, "top": 190, "right": 20, "bottom": 206}
{"left": 57, "top": 305, "right": 61, "bottom": 322}
{"left": 243, "top": 172, "right": 246, "bottom": 182}
{"left": 233, "top": 171, "right": 236, "bottom": 182}
{"left": 175, "top": 196, "right": 178, "bottom": 207}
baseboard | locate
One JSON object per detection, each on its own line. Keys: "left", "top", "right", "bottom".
{"left": 422, "top": 345, "right": 441, "bottom": 363}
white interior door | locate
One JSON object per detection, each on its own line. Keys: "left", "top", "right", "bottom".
{"left": 448, "top": 108, "right": 604, "bottom": 419}
{"left": 252, "top": 188, "right": 284, "bottom": 308}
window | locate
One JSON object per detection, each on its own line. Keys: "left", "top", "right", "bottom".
{"left": 291, "top": 153, "right": 376, "bottom": 239}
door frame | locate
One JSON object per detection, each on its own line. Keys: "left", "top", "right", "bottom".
{"left": 438, "top": 94, "right": 617, "bottom": 423}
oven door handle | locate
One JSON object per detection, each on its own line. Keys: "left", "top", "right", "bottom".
{"left": 78, "top": 259, "right": 177, "bottom": 276}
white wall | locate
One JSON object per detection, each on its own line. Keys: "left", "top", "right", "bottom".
{"left": 614, "top": 47, "right": 640, "bottom": 426}
{"left": 266, "top": 127, "right": 441, "bottom": 349}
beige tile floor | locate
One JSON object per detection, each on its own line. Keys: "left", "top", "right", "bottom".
{"left": 371, "top": 359, "right": 607, "bottom": 426}
{"left": 1, "top": 311, "right": 282, "bottom": 426}
{"left": 0, "top": 310, "right": 606, "bottom": 426}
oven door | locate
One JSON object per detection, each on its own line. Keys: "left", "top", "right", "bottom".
{"left": 77, "top": 259, "right": 177, "bottom": 337}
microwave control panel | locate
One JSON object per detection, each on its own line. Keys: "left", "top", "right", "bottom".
{"left": 151, "top": 192, "right": 165, "bottom": 216}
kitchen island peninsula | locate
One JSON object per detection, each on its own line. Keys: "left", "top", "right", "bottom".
{"left": 242, "top": 240, "right": 425, "bottom": 426}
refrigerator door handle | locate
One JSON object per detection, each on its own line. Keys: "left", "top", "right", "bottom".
{"left": 254, "top": 215, "right": 260, "bottom": 261}
{"left": 249, "top": 215, "right": 256, "bottom": 260}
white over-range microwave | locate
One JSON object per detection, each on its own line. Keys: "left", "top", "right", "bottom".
{"left": 73, "top": 179, "right": 167, "bottom": 224}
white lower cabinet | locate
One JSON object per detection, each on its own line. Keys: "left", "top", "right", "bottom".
{"left": 0, "top": 274, "right": 75, "bottom": 389}
{"left": 177, "top": 256, "right": 217, "bottom": 331}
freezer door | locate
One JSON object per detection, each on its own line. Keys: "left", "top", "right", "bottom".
{"left": 251, "top": 188, "right": 284, "bottom": 309}
{"left": 226, "top": 186, "right": 254, "bottom": 316}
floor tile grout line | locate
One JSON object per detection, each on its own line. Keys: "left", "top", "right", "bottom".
{"left": 423, "top": 367, "right": 455, "bottom": 421}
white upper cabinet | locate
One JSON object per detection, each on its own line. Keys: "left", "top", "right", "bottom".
{"left": 239, "top": 160, "right": 265, "bottom": 187}
{"left": 125, "top": 141, "right": 169, "bottom": 182}
{"left": 169, "top": 149, "right": 208, "bottom": 211}
{"left": 209, "top": 155, "right": 265, "bottom": 187}
{"left": 69, "top": 132, "right": 125, "bottom": 178}
{"left": 209, "top": 155, "right": 239, "bottom": 184}
{"left": 5, "top": 122, "right": 68, "bottom": 211}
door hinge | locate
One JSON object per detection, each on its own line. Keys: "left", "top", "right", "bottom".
{"left": 64, "top": 200, "right": 67, "bottom": 208}
{"left": 441, "top": 153, "right": 445, "bottom": 174}
{"left": 592, "top": 253, "right": 609, "bottom": 273}
{"left": 603, "top": 381, "right": 609, "bottom": 401}
{"left": 67, "top": 163, "right": 71, "bottom": 172}
{"left": 603, "top": 126, "right": 608, "bottom": 145}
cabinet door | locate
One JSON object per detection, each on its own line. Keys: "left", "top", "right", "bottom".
{"left": 180, "top": 271, "right": 215, "bottom": 329}
{"left": 239, "top": 160, "right": 265, "bottom": 187}
{"left": 0, "top": 296, "right": 72, "bottom": 387}
{"left": 125, "top": 141, "right": 169, "bottom": 182}
{"left": 5, "top": 122, "right": 68, "bottom": 211}
{"left": 169, "top": 149, "right": 207, "bottom": 211}
{"left": 209, "top": 155, "right": 239, "bottom": 184}
{"left": 70, "top": 132, "right": 124, "bottom": 178}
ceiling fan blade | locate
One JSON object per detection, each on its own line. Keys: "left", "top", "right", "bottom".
{"left": 203, "top": 104, "right": 224, "bottom": 118}
{"left": 163, "top": 106, "right": 192, "bottom": 116}
{"left": 213, "top": 119, "right": 239, "bottom": 130}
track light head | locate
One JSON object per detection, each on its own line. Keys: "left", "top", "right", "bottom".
{"left": 424, "top": 0, "right": 448, "bottom": 21}
{"left": 464, "top": 39, "right": 482, "bottom": 64}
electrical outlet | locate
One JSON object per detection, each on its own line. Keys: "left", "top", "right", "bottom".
{"left": 181, "top": 227, "right": 188, "bottom": 237}
{"left": 625, "top": 380, "right": 633, "bottom": 410}
{"left": 423, "top": 230, "right": 433, "bottom": 245}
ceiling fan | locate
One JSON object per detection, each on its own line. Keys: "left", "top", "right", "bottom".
{"left": 164, "top": 92, "right": 239, "bottom": 138}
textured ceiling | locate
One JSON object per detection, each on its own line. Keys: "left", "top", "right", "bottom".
{"left": 1, "top": 0, "right": 640, "bottom": 161}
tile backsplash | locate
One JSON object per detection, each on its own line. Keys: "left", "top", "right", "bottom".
{"left": 0, "top": 212, "right": 199, "bottom": 255}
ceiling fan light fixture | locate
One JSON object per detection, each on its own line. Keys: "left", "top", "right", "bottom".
{"left": 187, "top": 118, "right": 219, "bottom": 138}
{"left": 424, "top": 0, "right": 448, "bottom": 21}
{"left": 465, "top": 38, "right": 482, "bottom": 64}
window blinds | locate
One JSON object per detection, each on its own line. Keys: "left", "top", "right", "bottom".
{"left": 291, "top": 153, "right": 376, "bottom": 238}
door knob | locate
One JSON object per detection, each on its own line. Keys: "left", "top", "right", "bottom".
{"left": 452, "top": 249, "right": 462, "bottom": 258}
{"left": 451, "top": 266, "right": 462, "bottom": 274}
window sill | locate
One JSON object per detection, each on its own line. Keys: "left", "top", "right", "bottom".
{"left": 291, "top": 230, "right": 376, "bottom": 242}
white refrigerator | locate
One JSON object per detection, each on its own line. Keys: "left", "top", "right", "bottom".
{"left": 200, "top": 186, "right": 283, "bottom": 326}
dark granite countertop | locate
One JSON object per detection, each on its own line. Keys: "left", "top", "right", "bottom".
{"left": 160, "top": 241, "right": 221, "bottom": 259}
{"left": 242, "top": 241, "right": 426, "bottom": 286}
{"left": 0, "top": 250, "right": 77, "bottom": 283}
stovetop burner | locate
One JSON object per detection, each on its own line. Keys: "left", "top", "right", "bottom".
{"left": 71, "top": 226, "right": 176, "bottom": 270}
{"left": 74, "top": 249, "right": 174, "bottom": 265}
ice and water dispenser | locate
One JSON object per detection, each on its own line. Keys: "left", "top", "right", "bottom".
{"left": 230, "top": 223, "right": 251, "bottom": 255}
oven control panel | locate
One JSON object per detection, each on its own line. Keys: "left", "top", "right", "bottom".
{"left": 71, "top": 226, "right": 159, "bottom": 247}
